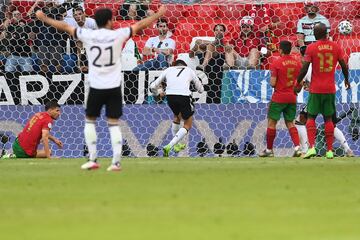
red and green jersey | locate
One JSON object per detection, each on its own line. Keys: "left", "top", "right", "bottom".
{"left": 270, "top": 54, "right": 302, "bottom": 103}
{"left": 18, "top": 112, "right": 53, "bottom": 157}
{"left": 304, "top": 39, "right": 344, "bottom": 94}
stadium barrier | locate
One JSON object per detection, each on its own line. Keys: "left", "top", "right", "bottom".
{"left": 0, "top": 69, "right": 358, "bottom": 157}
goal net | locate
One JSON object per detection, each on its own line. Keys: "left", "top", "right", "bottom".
{"left": 0, "top": 0, "right": 359, "bottom": 158}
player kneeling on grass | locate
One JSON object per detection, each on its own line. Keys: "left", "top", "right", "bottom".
{"left": 259, "top": 40, "right": 302, "bottom": 157}
{"left": 150, "top": 59, "right": 204, "bottom": 157}
{"left": 2, "top": 101, "right": 63, "bottom": 159}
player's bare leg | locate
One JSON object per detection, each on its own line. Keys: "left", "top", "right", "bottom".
{"left": 171, "top": 115, "right": 181, "bottom": 136}
{"left": 36, "top": 149, "right": 52, "bottom": 158}
{"left": 285, "top": 121, "right": 301, "bottom": 157}
{"left": 259, "top": 118, "right": 276, "bottom": 157}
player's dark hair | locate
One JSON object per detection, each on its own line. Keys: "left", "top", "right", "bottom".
{"left": 156, "top": 18, "right": 168, "bottom": 27}
{"left": 314, "top": 22, "right": 327, "bottom": 40}
{"left": 45, "top": 101, "right": 60, "bottom": 111}
{"left": 213, "top": 24, "right": 226, "bottom": 32}
{"left": 279, "top": 40, "right": 292, "bottom": 54}
{"left": 73, "top": 6, "right": 84, "bottom": 14}
{"left": 94, "top": 8, "right": 112, "bottom": 28}
{"left": 175, "top": 59, "right": 187, "bottom": 66}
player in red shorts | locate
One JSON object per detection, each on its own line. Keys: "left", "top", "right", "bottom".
{"left": 259, "top": 40, "right": 302, "bottom": 157}
{"left": 296, "top": 23, "right": 350, "bottom": 159}
{"left": 2, "top": 101, "right": 63, "bottom": 159}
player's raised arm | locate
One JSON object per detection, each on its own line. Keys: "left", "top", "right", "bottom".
{"left": 338, "top": 59, "right": 350, "bottom": 90}
{"left": 131, "top": 6, "right": 166, "bottom": 36}
{"left": 35, "top": 10, "right": 76, "bottom": 37}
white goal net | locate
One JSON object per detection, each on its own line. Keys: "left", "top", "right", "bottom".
{"left": 0, "top": 0, "right": 359, "bottom": 158}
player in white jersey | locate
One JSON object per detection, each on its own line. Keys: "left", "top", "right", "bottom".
{"left": 36, "top": 6, "right": 167, "bottom": 171}
{"left": 150, "top": 59, "right": 204, "bottom": 157}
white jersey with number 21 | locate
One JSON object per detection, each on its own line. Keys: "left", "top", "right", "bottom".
{"left": 76, "top": 27, "right": 131, "bottom": 89}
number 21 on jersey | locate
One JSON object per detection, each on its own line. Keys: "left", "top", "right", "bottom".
{"left": 90, "top": 46, "right": 115, "bottom": 67}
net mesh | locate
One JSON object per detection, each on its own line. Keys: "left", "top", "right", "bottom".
{"left": 0, "top": 0, "right": 359, "bottom": 158}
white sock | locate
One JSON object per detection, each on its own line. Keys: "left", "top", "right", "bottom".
{"left": 84, "top": 120, "right": 97, "bottom": 161}
{"left": 171, "top": 122, "right": 180, "bottom": 137}
{"left": 296, "top": 125, "right": 308, "bottom": 153}
{"left": 334, "top": 127, "right": 350, "bottom": 152}
{"left": 109, "top": 124, "right": 122, "bottom": 165}
{"left": 168, "top": 128, "right": 188, "bottom": 148}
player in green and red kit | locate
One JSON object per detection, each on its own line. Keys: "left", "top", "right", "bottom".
{"left": 296, "top": 23, "right": 350, "bottom": 159}
{"left": 4, "top": 101, "right": 63, "bottom": 159}
{"left": 260, "top": 40, "right": 302, "bottom": 157}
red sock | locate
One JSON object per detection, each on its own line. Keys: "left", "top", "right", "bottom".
{"left": 324, "top": 120, "right": 334, "bottom": 151}
{"left": 306, "top": 118, "right": 316, "bottom": 148}
{"left": 289, "top": 127, "right": 300, "bottom": 147}
{"left": 266, "top": 128, "right": 276, "bottom": 150}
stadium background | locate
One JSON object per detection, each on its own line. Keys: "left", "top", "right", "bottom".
{"left": 0, "top": 0, "right": 359, "bottom": 157}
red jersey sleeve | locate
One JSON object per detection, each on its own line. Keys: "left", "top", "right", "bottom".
{"left": 42, "top": 118, "right": 53, "bottom": 131}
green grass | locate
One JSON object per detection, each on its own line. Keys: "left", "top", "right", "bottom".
{"left": 1, "top": 157, "right": 360, "bottom": 240}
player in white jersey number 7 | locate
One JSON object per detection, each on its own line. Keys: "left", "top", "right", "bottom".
{"left": 150, "top": 59, "right": 204, "bottom": 157}
{"left": 36, "top": 6, "right": 167, "bottom": 171}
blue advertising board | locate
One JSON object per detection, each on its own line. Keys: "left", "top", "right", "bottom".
{"left": 222, "top": 70, "right": 360, "bottom": 104}
{"left": 0, "top": 104, "right": 358, "bottom": 158}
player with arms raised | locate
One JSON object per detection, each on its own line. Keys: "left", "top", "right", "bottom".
{"left": 150, "top": 59, "right": 204, "bottom": 157}
{"left": 260, "top": 41, "right": 302, "bottom": 157}
{"left": 35, "top": 6, "right": 166, "bottom": 171}
{"left": 296, "top": 23, "right": 350, "bottom": 159}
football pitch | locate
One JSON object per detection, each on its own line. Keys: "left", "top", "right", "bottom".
{"left": 1, "top": 157, "right": 360, "bottom": 240}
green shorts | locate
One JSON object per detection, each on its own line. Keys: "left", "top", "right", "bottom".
{"left": 307, "top": 93, "right": 336, "bottom": 117}
{"left": 12, "top": 138, "right": 32, "bottom": 158}
{"left": 268, "top": 102, "right": 297, "bottom": 121}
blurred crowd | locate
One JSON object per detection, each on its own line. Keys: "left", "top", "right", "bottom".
{"left": 0, "top": 1, "right": 333, "bottom": 103}
{"left": 0, "top": 1, "right": 333, "bottom": 72}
